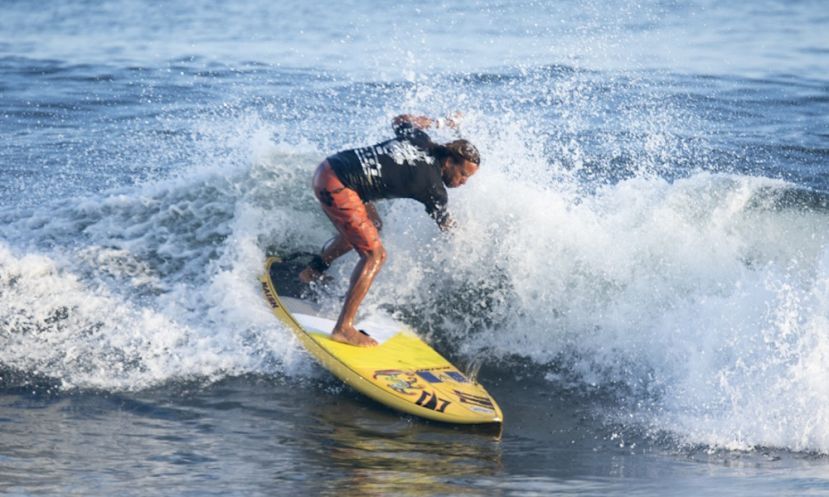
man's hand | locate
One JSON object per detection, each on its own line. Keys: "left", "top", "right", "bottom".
{"left": 442, "top": 112, "right": 463, "bottom": 129}
{"left": 438, "top": 213, "right": 457, "bottom": 233}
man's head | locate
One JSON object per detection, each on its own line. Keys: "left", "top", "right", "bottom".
{"left": 441, "top": 139, "right": 480, "bottom": 188}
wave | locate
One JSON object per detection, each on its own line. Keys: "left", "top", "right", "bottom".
{"left": 426, "top": 170, "right": 829, "bottom": 453}
{"left": 0, "top": 115, "right": 322, "bottom": 391}
{"left": 1, "top": 68, "right": 828, "bottom": 454}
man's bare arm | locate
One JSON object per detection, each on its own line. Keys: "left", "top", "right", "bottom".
{"left": 393, "top": 113, "right": 461, "bottom": 130}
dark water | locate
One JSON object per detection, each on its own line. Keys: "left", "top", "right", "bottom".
{"left": 2, "top": 0, "right": 829, "bottom": 495}
{"left": 4, "top": 374, "right": 828, "bottom": 496}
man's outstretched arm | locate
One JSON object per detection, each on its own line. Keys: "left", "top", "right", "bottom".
{"left": 393, "top": 113, "right": 461, "bottom": 130}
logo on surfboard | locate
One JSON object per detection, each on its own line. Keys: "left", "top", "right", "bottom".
{"left": 373, "top": 369, "right": 453, "bottom": 414}
{"left": 261, "top": 281, "right": 280, "bottom": 309}
{"left": 373, "top": 369, "right": 423, "bottom": 396}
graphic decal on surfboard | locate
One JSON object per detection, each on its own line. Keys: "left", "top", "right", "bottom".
{"left": 373, "top": 370, "right": 424, "bottom": 396}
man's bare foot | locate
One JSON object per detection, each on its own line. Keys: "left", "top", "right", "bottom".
{"left": 330, "top": 326, "right": 378, "bottom": 347}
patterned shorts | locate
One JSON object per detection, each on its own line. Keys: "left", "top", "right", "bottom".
{"left": 312, "top": 161, "right": 381, "bottom": 255}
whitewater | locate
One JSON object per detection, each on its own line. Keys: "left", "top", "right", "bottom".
{"left": 2, "top": 1, "right": 828, "bottom": 495}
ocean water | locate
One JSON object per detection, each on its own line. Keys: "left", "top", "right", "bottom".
{"left": 2, "top": 0, "right": 829, "bottom": 495}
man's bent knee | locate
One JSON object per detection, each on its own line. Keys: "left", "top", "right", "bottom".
{"left": 359, "top": 245, "right": 386, "bottom": 266}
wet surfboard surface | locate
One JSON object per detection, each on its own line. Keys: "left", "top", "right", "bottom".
{"left": 260, "top": 256, "right": 503, "bottom": 427}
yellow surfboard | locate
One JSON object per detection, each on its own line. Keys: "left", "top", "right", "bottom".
{"left": 260, "top": 256, "right": 503, "bottom": 427}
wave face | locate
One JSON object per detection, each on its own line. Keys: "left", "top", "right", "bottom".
{"left": 2, "top": 1, "right": 828, "bottom": 456}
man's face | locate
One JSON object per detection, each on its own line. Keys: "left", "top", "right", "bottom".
{"left": 444, "top": 159, "right": 479, "bottom": 188}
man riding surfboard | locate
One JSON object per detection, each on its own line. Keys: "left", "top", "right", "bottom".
{"left": 298, "top": 114, "right": 481, "bottom": 346}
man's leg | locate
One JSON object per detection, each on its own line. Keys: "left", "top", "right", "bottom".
{"left": 300, "top": 162, "right": 384, "bottom": 346}
{"left": 299, "top": 234, "right": 351, "bottom": 284}
{"left": 299, "top": 202, "right": 382, "bottom": 284}
{"left": 330, "top": 245, "right": 385, "bottom": 346}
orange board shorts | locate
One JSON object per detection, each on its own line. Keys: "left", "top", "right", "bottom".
{"left": 312, "top": 161, "right": 381, "bottom": 255}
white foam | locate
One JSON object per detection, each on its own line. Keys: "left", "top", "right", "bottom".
{"left": 0, "top": 113, "right": 326, "bottom": 390}
{"left": 373, "top": 166, "right": 829, "bottom": 452}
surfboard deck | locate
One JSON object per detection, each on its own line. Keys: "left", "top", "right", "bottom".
{"left": 260, "top": 256, "right": 503, "bottom": 428}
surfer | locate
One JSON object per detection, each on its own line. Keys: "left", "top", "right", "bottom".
{"left": 298, "top": 114, "right": 480, "bottom": 346}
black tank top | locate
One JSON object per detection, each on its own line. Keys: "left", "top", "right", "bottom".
{"left": 327, "top": 122, "right": 448, "bottom": 224}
